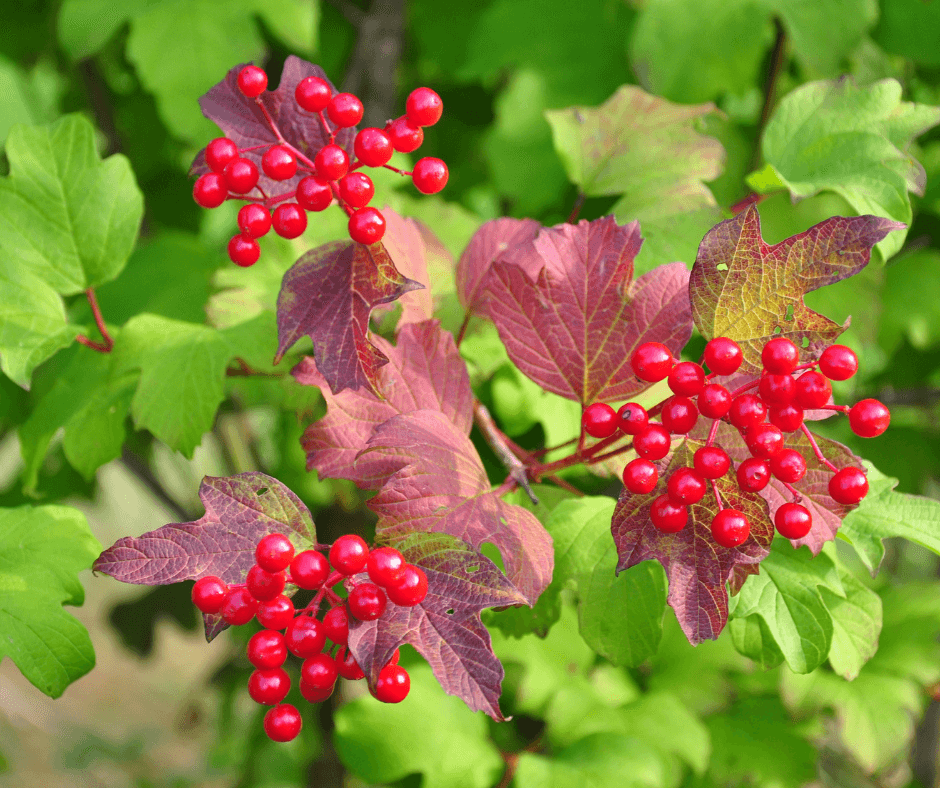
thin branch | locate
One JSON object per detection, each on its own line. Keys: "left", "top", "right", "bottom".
{"left": 752, "top": 16, "right": 787, "bottom": 170}
{"left": 474, "top": 400, "right": 538, "bottom": 504}
{"left": 120, "top": 448, "right": 192, "bottom": 522}
{"left": 567, "top": 192, "right": 586, "bottom": 224}
{"left": 76, "top": 287, "right": 114, "bottom": 353}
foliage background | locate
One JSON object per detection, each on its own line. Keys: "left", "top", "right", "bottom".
{"left": 3, "top": 0, "right": 940, "bottom": 786}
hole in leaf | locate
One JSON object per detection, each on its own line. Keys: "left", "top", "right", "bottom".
{"left": 256, "top": 487, "right": 269, "bottom": 496}
{"left": 784, "top": 304, "right": 794, "bottom": 321}
{"left": 801, "top": 336, "right": 810, "bottom": 348}
{"left": 446, "top": 608, "right": 455, "bottom": 615}
{"left": 772, "top": 325, "right": 782, "bottom": 334}
{"left": 480, "top": 543, "right": 505, "bottom": 572}
{"left": 466, "top": 564, "right": 479, "bottom": 573}
{"left": 717, "top": 263, "right": 728, "bottom": 271}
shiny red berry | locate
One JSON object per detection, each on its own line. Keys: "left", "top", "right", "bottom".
{"left": 237, "top": 204, "right": 272, "bottom": 238}
{"left": 617, "top": 402, "right": 649, "bottom": 435}
{"left": 650, "top": 495, "right": 688, "bottom": 533}
{"left": 296, "top": 176, "right": 333, "bottom": 211}
{"left": 327, "top": 92, "right": 364, "bottom": 128}
{"left": 322, "top": 606, "right": 349, "bottom": 645}
{"left": 367, "top": 547, "right": 406, "bottom": 587}
{"left": 220, "top": 587, "right": 257, "bottom": 625}
{"left": 819, "top": 344, "right": 858, "bottom": 381}
{"left": 247, "top": 630, "right": 288, "bottom": 669}
{"left": 237, "top": 65, "right": 267, "bottom": 98}
{"left": 849, "top": 399, "right": 890, "bottom": 438}
{"left": 661, "top": 396, "right": 698, "bottom": 434}
{"left": 698, "top": 383, "right": 731, "bottom": 419}
{"left": 711, "top": 509, "right": 750, "bottom": 547}
{"left": 248, "top": 667, "right": 290, "bottom": 705}
{"left": 728, "top": 394, "right": 767, "bottom": 430}
{"left": 223, "top": 157, "right": 259, "bottom": 193}
{"left": 295, "top": 76, "right": 331, "bottom": 112}
{"left": 703, "top": 337, "right": 743, "bottom": 376}
{"left": 386, "top": 116, "right": 424, "bottom": 152}
{"left": 769, "top": 403, "right": 804, "bottom": 432}
{"left": 193, "top": 172, "right": 228, "bottom": 208}
{"left": 192, "top": 576, "right": 228, "bottom": 614}
{"left": 745, "top": 423, "right": 785, "bottom": 458}
{"left": 264, "top": 704, "right": 302, "bottom": 742}
{"left": 759, "top": 373, "right": 795, "bottom": 406}
{"left": 634, "top": 424, "right": 671, "bottom": 461}
{"left": 622, "top": 458, "right": 658, "bottom": 494}
{"left": 693, "top": 446, "right": 730, "bottom": 479}
{"left": 406, "top": 87, "right": 443, "bottom": 127}
{"left": 762, "top": 337, "right": 799, "bottom": 374}
{"left": 412, "top": 157, "right": 449, "bottom": 194}
{"left": 668, "top": 362, "right": 706, "bottom": 396}
{"left": 769, "top": 448, "right": 807, "bottom": 483}
{"left": 667, "top": 467, "right": 707, "bottom": 505}
{"left": 348, "top": 582, "right": 388, "bottom": 621}
{"left": 300, "top": 680, "right": 334, "bottom": 704}
{"left": 315, "top": 144, "right": 349, "bottom": 180}
{"left": 354, "top": 128, "right": 394, "bottom": 167}
{"left": 301, "top": 653, "right": 338, "bottom": 689}
{"left": 262, "top": 145, "right": 297, "bottom": 181}
{"left": 205, "top": 137, "right": 239, "bottom": 173}
{"left": 775, "top": 502, "right": 813, "bottom": 539}
{"left": 794, "top": 371, "right": 831, "bottom": 409}
{"left": 329, "top": 534, "right": 369, "bottom": 575}
{"left": 336, "top": 647, "right": 366, "bottom": 680}
{"left": 291, "top": 550, "right": 330, "bottom": 589}
{"left": 285, "top": 615, "right": 326, "bottom": 658}
{"left": 228, "top": 233, "right": 260, "bottom": 267}
{"left": 582, "top": 402, "right": 618, "bottom": 438}
{"left": 387, "top": 565, "right": 428, "bottom": 606}
{"left": 338, "top": 172, "right": 375, "bottom": 208}
{"left": 257, "top": 594, "right": 295, "bottom": 631}
{"left": 348, "top": 206, "right": 386, "bottom": 244}
{"left": 631, "top": 342, "right": 674, "bottom": 382}
{"left": 829, "top": 467, "right": 868, "bottom": 504}
{"left": 256, "top": 533, "right": 295, "bottom": 573}
{"left": 246, "top": 564, "right": 286, "bottom": 601}
{"left": 736, "top": 457, "right": 771, "bottom": 492}
{"left": 374, "top": 664, "right": 411, "bottom": 703}
{"left": 272, "top": 203, "right": 308, "bottom": 239}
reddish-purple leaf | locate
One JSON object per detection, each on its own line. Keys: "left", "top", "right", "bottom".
{"left": 358, "top": 410, "right": 553, "bottom": 604}
{"left": 295, "top": 320, "right": 473, "bottom": 483}
{"left": 690, "top": 207, "right": 905, "bottom": 371}
{"left": 611, "top": 439, "right": 773, "bottom": 644}
{"left": 380, "top": 208, "right": 436, "bottom": 327}
{"left": 457, "top": 217, "right": 541, "bottom": 315}
{"left": 276, "top": 240, "right": 423, "bottom": 395}
{"left": 347, "top": 532, "right": 526, "bottom": 720}
{"left": 482, "top": 216, "right": 692, "bottom": 404}
{"left": 190, "top": 57, "right": 355, "bottom": 197}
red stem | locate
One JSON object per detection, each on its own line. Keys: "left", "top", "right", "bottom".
{"left": 76, "top": 288, "right": 113, "bottom": 353}
{"left": 799, "top": 424, "right": 839, "bottom": 472}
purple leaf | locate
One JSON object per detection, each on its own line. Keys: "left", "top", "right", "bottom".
{"left": 296, "top": 320, "right": 473, "bottom": 484}
{"left": 348, "top": 532, "right": 526, "bottom": 720}
{"left": 190, "top": 56, "right": 355, "bottom": 197}
{"left": 358, "top": 410, "right": 553, "bottom": 604}
{"left": 482, "top": 216, "right": 692, "bottom": 404}
{"left": 380, "top": 208, "right": 436, "bottom": 327}
{"left": 276, "top": 240, "right": 423, "bottom": 395}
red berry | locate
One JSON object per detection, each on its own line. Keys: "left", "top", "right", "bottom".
{"left": 246, "top": 564, "right": 287, "bottom": 601}
{"left": 762, "top": 337, "right": 799, "bottom": 374}
{"left": 247, "top": 630, "right": 288, "bottom": 669}
{"left": 367, "top": 547, "right": 406, "bottom": 587}
{"left": 622, "top": 458, "right": 658, "bottom": 494}
{"left": 849, "top": 399, "right": 890, "bottom": 438}
{"left": 698, "top": 383, "right": 731, "bottom": 419}
{"left": 775, "top": 502, "right": 813, "bottom": 539}
{"left": 315, "top": 144, "right": 349, "bottom": 180}
{"left": 667, "top": 467, "right": 707, "bottom": 505}
{"left": 257, "top": 594, "right": 295, "bottom": 631}
{"left": 338, "top": 172, "right": 375, "bottom": 208}
{"left": 728, "top": 394, "right": 766, "bottom": 430}
{"left": 386, "top": 116, "right": 424, "bottom": 153}
{"left": 348, "top": 582, "right": 388, "bottom": 621}
{"left": 336, "top": 647, "right": 365, "bottom": 680}
{"left": 769, "top": 403, "right": 804, "bottom": 433}
{"left": 285, "top": 615, "right": 326, "bottom": 658}
{"left": 193, "top": 172, "right": 228, "bottom": 208}
{"left": 248, "top": 667, "right": 290, "bottom": 705}
{"left": 205, "top": 137, "right": 239, "bottom": 173}
{"left": 220, "top": 587, "right": 257, "bottom": 625}
{"left": 237, "top": 65, "right": 268, "bottom": 98}
{"left": 192, "top": 576, "right": 228, "bottom": 614}
{"left": 703, "top": 337, "right": 743, "bottom": 376}
{"left": 300, "top": 680, "right": 334, "bottom": 704}
{"left": 329, "top": 534, "right": 369, "bottom": 575}
{"left": 769, "top": 448, "right": 807, "bottom": 483}
{"left": 296, "top": 176, "right": 333, "bottom": 211}
{"left": 634, "top": 424, "right": 671, "bottom": 461}
{"left": 348, "top": 207, "right": 386, "bottom": 244}
{"left": 223, "top": 157, "right": 259, "bottom": 193}
{"left": 295, "top": 76, "right": 331, "bottom": 112}
{"left": 387, "top": 565, "right": 428, "bottom": 606}
{"left": 237, "top": 204, "right": 272, "bottom": 238}
{"left": 228, "top": 233, "right": 260, "bottom": 267}
{"left": 411, "top": 157, "right": 449, "bottom": 194}
{"left": 829, "top": 467, "right": 869, "bottom": 504}
{"left": 631, "top": 342, "right": 674, "bottom": 382}
{"left": 406, "top": 87, "right": 443, "bottom": 127}
{"left": 745, "top": 423, "right": 785, "bottom": 458}
{"left": 759, "top": 373, "right": 795, "bottom": 406}
{"left": 582, "top": 402, "right": 618, "bottom": 438}
{"left": 736, "top": 457, "right": 771, "bottom": 492}
{"left": 819, "top": 344, "right": 858, "bottom": 381}
{"left": 301, "top": 653, "right": 338, "bottom": 689}
{"left": 354, "top": 127, "right": 394, "bottom": 167}
{"left": 262, "top": 145, "right": 298, "bottom": 181}
{"left": 661, "top": 395, "right": 698, "bottom": 434}
{"left": 617, "top": 402, "right": 649, "bottom": 435}
{"left": 256, "top": 533, "right": 295, "bottom": 573}
{"left": 668, "top": 362, "right": 706, "bottom": 396}
{"left": 374, "top": 664, "right": 411, "bottom": 703}
{"left": 711, "top": 509, "right": 750, "bottom": 547}
{"left": 272, "top": 203, "right": 308, "bottom": 239}
{"left": 322, "top": 605, "right": 349, "bottom": 645}
{"left": 650, "top": 495, "right": 688, "bottom": 533}
{"left": 327, "top": 92, "right": 364, "bottom": 128}
{"left": 693, "top": 446, "right": 730, "bottom": 479}
{"left": 290, "top": 550, "right": 330, "bottom": 590}
{"left": 793, "top": 371, "right": 831, "bottom": 409}
{"left": 387, "top": 648, "right": 401, "bottom": 666}
{"left": 264, "top": 704, "right": 302, "bottom": 743}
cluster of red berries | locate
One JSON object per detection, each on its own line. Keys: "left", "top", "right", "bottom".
{"left": 582, "top": 337, "right": 890, "bottom": 547}
{"left": 192, "top": 64, "right": 448, "bottom": 266}
{"left": 191, "top": 532, "right": 428, "bottom": 742}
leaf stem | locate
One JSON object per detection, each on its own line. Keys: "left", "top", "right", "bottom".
{"left": 473, "top": 400, "right": 538, "bottom": 504}
{"left": 567, "top": 192, "right": 585, "bottom": 224}
{"left": 799, "top": 424, "right": 839, "bottom": 472}
{"left": 76, "top": 287, "right": 114, "bottom": 353}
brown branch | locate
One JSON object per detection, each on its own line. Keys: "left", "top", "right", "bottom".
{"left": 474, "top": 400, "right": 539, "bottom": 504}
{"left": 567, "top": 192, "right": 586, "bottom": 224}
{"left": 225, "top": 358, "right": 284, "bottom": 377}
{"left": 752, "top": 16, "right": 787, "bottom": 170}
{"left": 120, "top": 448, "right": 193, "bottom": 522}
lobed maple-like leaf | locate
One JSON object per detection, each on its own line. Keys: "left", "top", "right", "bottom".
{"left": 456, "top": 217, "right": 541, "bottom": 316}
{"left": 690, "top": 207, "right": 904, "bottom": 372}
{"left": 190, "top": 56, "right": 355, "bottom": 196}
{"left": 357, "top": 410, "right": 553, "bottom": 605}
{"left": 276, "top": 240, "right": 422, "bottom": 395}
{"left": 347, "top": 532, "right": 526, "bottom": 720}
{"left": 482, "top": 216, "right": 693, "bottom": 405}
{"left": 611, "top": 439, "right": 774, "bottom": 644}
{"left": 380, "top": 208, "right": 436, "bottom": 327}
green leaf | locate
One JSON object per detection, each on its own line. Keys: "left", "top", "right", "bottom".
{"left": 547, "top": 497, "right": 667, "bottom": 666}
{"left": 56, "top": 0, "right": 159, "bottom": 60}
{"left": 0, "top": 262, "right": 78, "bottom": 389}
{"left": 874, "top": 0, "right": 940, "bottom": 67}
{"left": 0, "top": 55, "right": 58, "bottom": 147}
{"left": 126, "top": 0, "right": 266, "bottom": 143}
{"left": 729, "top": 542, "right": 844, "bottom": 673}
{"left": 878, "top": 249, "right": 940, "bottom": 353}
{"left": 839, "top": 464, "right": 940, "bottom": 572}
{"left": 0, "top": 114, "right": 144, "bottom": 295}
{"left": 113, "top": 314, "right": 234, "bottom": 456}
{"left": 822, "top": 559, "right": 882, "bottom": 680}
{"left": 0, "top": 504, "right": 101, "bottom": 697}
{"left": 729, "top": 615, "right": 785, "bottom": 670}
{"left": 250, "top": 0, "right": 318, "bottom": 57}
{"left": 755, "top": 78, "right": 940, "bottom": 261}
{"left": 334, "top": 663, "right": 504, "bottom": 788}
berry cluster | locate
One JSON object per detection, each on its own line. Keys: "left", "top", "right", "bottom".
{"left": 191, "top": 532, "right": 428, "bottom": 742}
{"left": 582, "top": 337, "right": 889, "bottom": 547}
{"left": 192, "top": 65, "right": 448, "bottom": 266}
